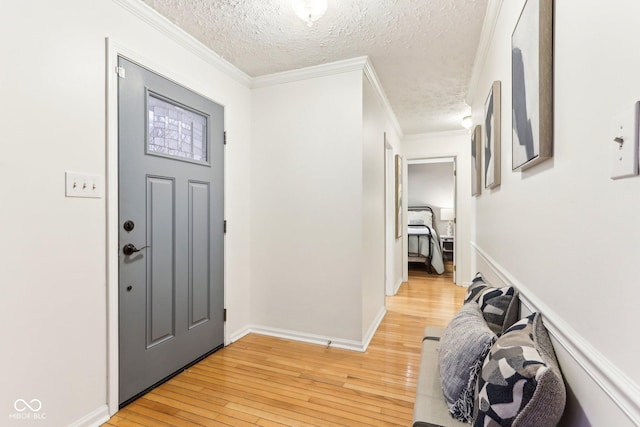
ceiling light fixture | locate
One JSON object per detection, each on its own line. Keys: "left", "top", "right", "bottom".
{"left": 461, "top": 116, "right": 473, "bottom": 129}
{"left": 292, "top": 0, "right": 328, "bottom": 27}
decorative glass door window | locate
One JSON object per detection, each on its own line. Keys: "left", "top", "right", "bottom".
{"left": 147, "top": 92, "right": 208, "bottom": 163}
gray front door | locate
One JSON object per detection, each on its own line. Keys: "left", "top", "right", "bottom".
{"left": 118, "top": 57, "right": 224, "bottom": 406}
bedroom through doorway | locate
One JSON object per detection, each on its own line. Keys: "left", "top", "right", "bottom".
{"left": 406, "top": 158, "right": 456, "bottom": 282}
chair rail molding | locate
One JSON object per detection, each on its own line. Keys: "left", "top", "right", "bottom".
{"left": 471, "top": 242, "right": 640, "bottom": 425}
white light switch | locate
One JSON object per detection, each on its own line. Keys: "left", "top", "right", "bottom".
{"left": 610, "top": 102, "right": 639, "bottom": 180}
{"left": 65, "top": 171, "right": 102, "bottom": 198}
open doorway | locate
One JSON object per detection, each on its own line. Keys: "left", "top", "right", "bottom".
{"left": 406, "top": 158, "right": 456, "bottom": 281}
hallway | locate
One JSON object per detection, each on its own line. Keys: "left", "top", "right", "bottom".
{"left": 105, "top": 267, "right": 465, "bottom": 426}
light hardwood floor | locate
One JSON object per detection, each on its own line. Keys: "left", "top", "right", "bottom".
{"left": 105, "top": 263, "right": 465, "bottom": 426}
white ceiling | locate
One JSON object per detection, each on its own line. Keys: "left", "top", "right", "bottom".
{"left": 141, "top": 0, "right": 488, "bottom": 135}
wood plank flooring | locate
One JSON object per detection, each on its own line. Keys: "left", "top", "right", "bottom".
{"left": 104, "top": 263, "right": 465, "bottom": 426}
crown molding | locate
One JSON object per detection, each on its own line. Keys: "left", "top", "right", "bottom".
{"left": 252, "top": 56, "right": 404, "bottom": 138}
{"left": 112, "top": 0, "right": 405, "bottom": 138}
{"left": 466, "top": 0, "right": 504, "bottom": 105}
{"left": 363, "top": 59, "right": 404, "bottom": 139}
{"left": 251, "top": 56, "right": 369, "bottom": 88}
{"left": 112, "top": 0, "right": 252, "bottom": 87}
{"left": 403, "top": 129, "right": 469, "bottom": 141}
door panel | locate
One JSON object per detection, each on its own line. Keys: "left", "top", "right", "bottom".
{"left": 118, "top": 57, "right": 224, "bottom": 406}
{"left": 146, "top": 176, "right": 176, "bottom": 348}
{"left": 188, "top": 181, "right": 211, "bottom": 328}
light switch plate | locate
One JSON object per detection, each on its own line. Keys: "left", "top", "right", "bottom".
{"left": 65, "top": 171, "right": 102, "bottom": 198}
{"left": 610, "top": 101, "right": 639, "bottom": 179}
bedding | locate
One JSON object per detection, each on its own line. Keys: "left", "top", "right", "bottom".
{"left": 407, "top": 226, "right": 431, "bottom": 235}
{"left": 407, "top": 224, "right": 444, "bottom": 274}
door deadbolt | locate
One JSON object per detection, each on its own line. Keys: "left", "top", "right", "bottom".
{"left": 123, "top": 220, "right": 135, "bottom": 232}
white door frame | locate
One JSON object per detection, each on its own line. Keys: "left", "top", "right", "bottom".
{"left": 384, "top": 137, "right": 395, "bottom": 296}
{"left": 403, "top": 155, "right": 458, "bottom": 284}
{"left": 105, "top": 38, "right": 227, "bottom": 416}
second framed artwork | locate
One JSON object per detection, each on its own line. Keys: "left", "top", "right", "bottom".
{"left": 484, "top": 81, "right": 501, "bottom": 189}
{"left": 471, "top": 125, "right": 482, "bottom": 197}
{"left": 395, "top": 154, "right": 403, "bottom": 238}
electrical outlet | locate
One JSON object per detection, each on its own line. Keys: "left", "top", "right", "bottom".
{"left": 65, "top": 171, "right": 102, "bottom": 198}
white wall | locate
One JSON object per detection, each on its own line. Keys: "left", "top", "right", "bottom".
{"left": 0, "top": 1, "right": 252, "bottom": 425}
{"left": 468, "top": 0, "right": 640, "bottom": 424}
{"left": 362, "top": 74, "right": 393, "bottom": 339}
{"left": 407, "top": 161, "right": 455, "bottom": 235}
{"left": 402, "top": 131, "right": 472, "bottom": 285}
{"left": 249, "top": 64, "right": 396, "bottom": 349}
{"left": 251, "top": 70, "right": 365, "bottom": 345}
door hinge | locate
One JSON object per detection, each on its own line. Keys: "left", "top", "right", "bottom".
{"left": 454, "top": 265, "right": 456, "bottom": 271}
{"left": 224, "top": 220, "right": 227, "bottom": 234}
{"left": 223, "top": 131, "right": 227, "bottom": 145}
{"left": 223, "top": 308, "right": 227, "bottom": 322}
{"left": 116, "top": 66, "right": 126, "bottom": 78}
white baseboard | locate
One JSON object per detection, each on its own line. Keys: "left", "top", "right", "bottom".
{"left": 69, "top": 405, "right": 110, "bottom": 427}
{"left": 471, "top": 242, "right": 640, "bottom": 425}
{"left": 228, "top": 326, "right": 252, "bottom": 344}
{"left": 362, "top": 307, "right": 387, "bottom": 351}
{"left": 245, "top": 325, "right": 366, "bottom": 352}
{"left": 228, "top": 307, "right": 386, "bottom": 353}
{"left": 393, "top": 277, "right": 403, "bottom": 295}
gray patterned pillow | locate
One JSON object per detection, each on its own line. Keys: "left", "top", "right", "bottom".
{"left": 464, "top": 272, "right": 493, "bottom": 301}
{"left": 438, "top": 302, "right": 497, "bottom": 422}
{"left": 473, "top": 313, "right": 566, "bottom": 427}
{"left": 465, "top": 272, "right": 519, "bottom": 336}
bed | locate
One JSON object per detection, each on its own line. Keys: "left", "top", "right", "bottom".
{"left": 407, "top": 206, "right": 445, "bottom": 274}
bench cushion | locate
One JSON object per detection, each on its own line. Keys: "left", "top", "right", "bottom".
{"left": 413, "top": 327, "right": 469, "bottom": 427}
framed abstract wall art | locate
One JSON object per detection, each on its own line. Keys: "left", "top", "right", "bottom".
{"left": 484, "top": 81, "right": 501, "bottom": 188}
{"left": 395, "top": 154, "right": 403, "bottom": 238}
{"left": 512, "top": 0, "right": 554, "bottom": 171}
{"left": 471, "top": 125, "right": 482, "bottom": 197}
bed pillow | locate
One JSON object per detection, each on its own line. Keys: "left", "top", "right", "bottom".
{"left": 473, "top": 313, "right": 566, "bottom": 427}
{"left": 408, "top": 210, "right": 433, "bottom": 227}
{"left": 465, "top": 272, "right": 519, "bottom": 336}
{"left": 438, "top": 302, "right": 497, "bottom": 422}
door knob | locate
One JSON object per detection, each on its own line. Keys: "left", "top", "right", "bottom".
{"left": 122, "top": 243, "right": 149, "bottom": 256}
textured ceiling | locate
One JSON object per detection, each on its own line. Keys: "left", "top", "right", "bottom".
{"left": 141, "top": 0, "right": 488, "bottom": 134}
